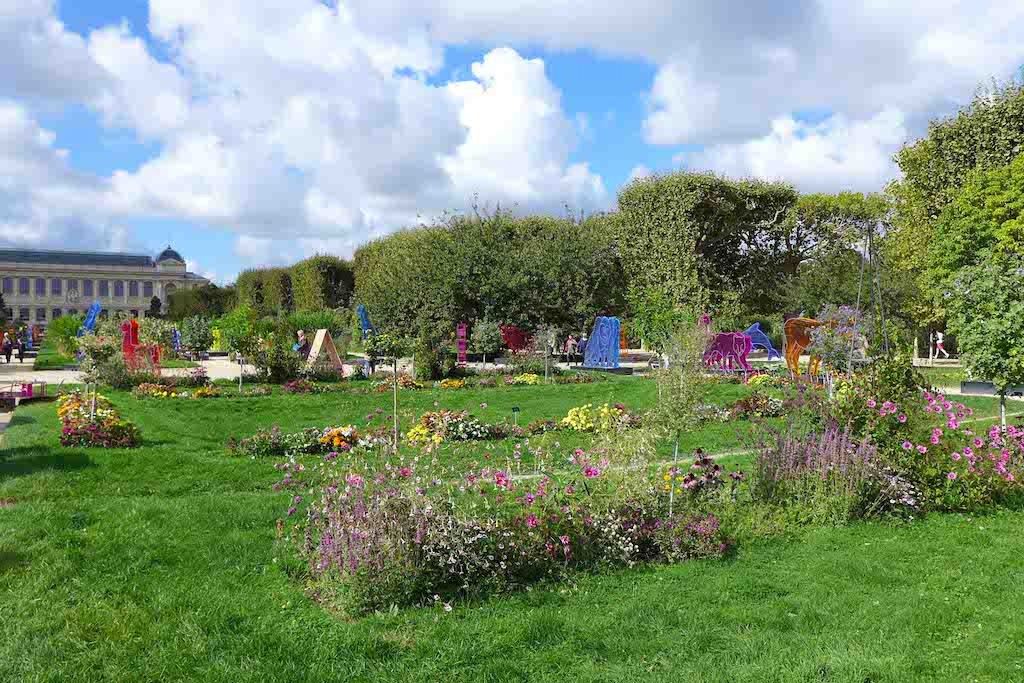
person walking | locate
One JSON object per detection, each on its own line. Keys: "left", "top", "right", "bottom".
{"left": 935, "top": 331, "right": 950, "bottom": 359}
{"left": 576, "top": 334, "right": 588, "bottom": 365}
{"left": 16, "top": 334, "right": 26, "bottom": 363}
{"left": 2, "top": 333, "right": 11, "bottom": 363}
{"left": 564, "top": 335, "right": 576, "bottom": 364}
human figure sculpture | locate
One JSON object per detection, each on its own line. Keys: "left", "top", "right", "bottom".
{"left": 583, "top": 317, "right": 621, "bottom": 369}
{"left": 784, "top": 317, "right": 823, "bottom": 376}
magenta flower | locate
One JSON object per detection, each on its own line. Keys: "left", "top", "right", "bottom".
{"left": 867, "top": 399, "right": 877, "bottom": 408}
{"left": 583, "top": 466, "right": 601, "bottom": 478}
{"left": 902, "top": 441, "right": 912, "bottom": 450}
{"left": 947, "top": 472, "right": 957, "bottom": 481}
{"left": 916, "top": 445, "right": 928, "bottom": 454}
{"left": 898, "top": 414, "right": 907, "bottom": 423}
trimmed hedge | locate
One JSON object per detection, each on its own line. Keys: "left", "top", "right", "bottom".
{"left": 291, "top": 255, "right": 355, "bottom": 312}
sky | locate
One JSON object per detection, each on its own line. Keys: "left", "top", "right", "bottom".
{"left": 3, "top": 1, "right": 1024, "bottom": 284}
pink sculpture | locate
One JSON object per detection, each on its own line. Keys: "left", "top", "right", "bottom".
{"left": 704, "top": 332, "right": 753, "bottom": 372}
{"left": 120, "top": 319, "right": 161, "bottom": 373}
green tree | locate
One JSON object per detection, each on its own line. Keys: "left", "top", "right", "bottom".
{"left": 929, "top": 153, "right": 1024, "bottom": 288}
{"left": 179, "top": 316, "right": 214, "bottom": 359}
{"left": 626, "top": 286, "right": 683, "bottom": 354}
{"left": 148, "top": 296, "right": 163, "bottom": 318}
{"left": 364, "top": 332, "right": 410, "bottom": 450}
{"left": 471, "top": 319, "right": 504, "bottom": 367}
{"left": 943, "top": 256, "right": 1024, "bottom": 425}
{"left": 168, "top": 284, "right": 236, "bottom": 320}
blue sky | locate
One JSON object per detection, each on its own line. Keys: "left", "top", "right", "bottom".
{"left": 3, "top": 1, "right": 1021, "bottom": 283}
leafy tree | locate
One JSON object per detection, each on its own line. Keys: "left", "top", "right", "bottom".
{"left": 219, "top": 305, "right": 259, "bottom": 388}
{"left": 291, "top": 255, "right": 354, "bottom": 312}
{"left": 943, "top": 256, "right": 1024, "bottom": 424}
{"left": 626, "top": 286, "right": 683, "bottom": 354}
{"left": 929, "top": 152, "right": 1024, "bottom": 288}
{"left": 364, "top": 332, "right": 410, "bottom": 450}
{"left": 148, "top": 296, "right": 163, "bottom": 318}
{"left": 47, "top": 314, "right": 84, "bottom": 356}
{"left": 471, "top": 319, "right": 504, "bottom": 367}
{"left": 889, "top": 78, "right": 1024, "bottom": 322}
{"left": 179, "top": 316, "right": 214, "bottom": 359}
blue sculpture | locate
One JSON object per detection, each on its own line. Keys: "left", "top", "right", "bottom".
{"left": 583, "top": 316, "right": 621, "bottom": 369}
{"left": 78, "top": 302, "right": 101, "bottom": 338}
{"left": 357, "top": 304, "right": 375, "bottom": 340}
{"left": 172, "top": 327, "right": 182, "bottom": 351}
{"left": 743, "top": 322, "right": 781, "bottom": 361}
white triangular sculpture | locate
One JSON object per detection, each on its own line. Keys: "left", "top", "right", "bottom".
{"left": 306, "top": 329, "right": 344, "bottom": 371}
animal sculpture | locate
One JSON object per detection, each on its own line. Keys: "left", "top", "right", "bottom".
{"left": 743, "top": 322, "right": 782, "bottom": 361}
{"left": 704, "top": 332, "right": 753, "bottom": 372}
{"left": 120, "top": 319, "right": 161, "bottom": 372}
{"left": 783, "top": 317, "right": 823, "bottom": 376}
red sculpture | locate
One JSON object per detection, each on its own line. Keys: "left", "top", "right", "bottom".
{"left": 120, "top": 319, "right": 161, "bottom": 373}
{"left": 499, "top": 324, "right": 533, "bottom": 352}
{"left": 704, "top": 332, "right": 753, "bottom": 372}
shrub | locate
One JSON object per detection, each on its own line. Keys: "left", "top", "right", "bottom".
{"left": 729, "top": 391, "right": 785, "bottom": 419}
{"left": 57, "top": 391, "right": 141, "bottom": 448}
{"left": 291, "top": 255, "right": 354, "bottom": 312}
{"left": 560, "top": 403, "right": 640, "bottom": 433}
{"left": 179, "top": 316, "right": 214, "bottom": 358}
{"left": 226, "top": 425, "right": 361, "bottom": 458}
{"left": 46, "top": 314, "right": 84, "bottom": 356}
{"left": 506, "top": 373, "right": 543, "bottom": 386}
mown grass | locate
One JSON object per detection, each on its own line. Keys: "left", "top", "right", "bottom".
{"left": 31, "top": 339, "right": 76, "bottom": 370}
{"left": 1, "top": 376, "right": 1023, "bottom": 681}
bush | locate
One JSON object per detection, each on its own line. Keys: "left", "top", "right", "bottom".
{"left": 179, "top": 316, "right": 214, "bottom": 358}
{"left": 291, "top": 255, "right": 354, "bottom": 312}
{"left": 729, "top": 391, "right": 785, "bottom": 419}
{"left": 227, "top": 425, "right": 362, "bottom": 458}
{"left": 46, "top": 314, "right": 84, "bottom": 356}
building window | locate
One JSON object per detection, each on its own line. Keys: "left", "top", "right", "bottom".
{"left": 83, "top": 279, "right": 94, "bottom": 297}
{"left": 18, "top": 278, "right": 29, "bottom": 295}
{"left": 1, "top": 277, "right": 11, "bottom": 294}
{"left": 35, "top": 308, "right": 46, "bottom": 322}
{"left": 52, "top": 308, "right": 62, "bottom": 320}
{"left": 143, "top": 281, "right": 154, "bottom": 298}
{"left": 114, "top": 281, "right": 125, "bottom": 298}
{"left": 66, "top": 278, "right": 78, "bottom": 295}
{"left": 129, "top": 281, "right": 139, "bottom": 298}
{"left": 18, "top": 307, "right": 29, "bottom": 320}
{"left": 35, "top": 278, "right": 46, "bottom": 296}
{"left": 51, "top": 278, "right": 62, "bottom": 296}
{"left": 99, "top": 280, "right": 109, "bottom": 298}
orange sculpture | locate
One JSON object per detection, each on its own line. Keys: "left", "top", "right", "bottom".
{"left": 784, "top": 317, "right": 823, "bottom": 376}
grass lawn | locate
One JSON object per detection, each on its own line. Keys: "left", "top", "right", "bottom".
{"left": 32, "top": 339, "right": 77, "bottom": 370}
{"left": 2, "top": 377, "right": 1023, "bottom": 681}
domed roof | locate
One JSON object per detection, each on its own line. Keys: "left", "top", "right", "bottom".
{"left": 156, "top": 245, "right": 184, "bottom": 263}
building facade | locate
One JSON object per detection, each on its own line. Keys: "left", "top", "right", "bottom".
{"left": 0, "top": 246, "right": 209, "bottom": 326}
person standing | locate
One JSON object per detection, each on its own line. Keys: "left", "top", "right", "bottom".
{"left": 577, "top": 334, "right": 588, "bottom": 365}
{"left": 564, "top": 335, "right": 576, "bottom": 363}
{"left": 16, "top": 334, "right": 26, "bottom": 363}
{"left": 935, "top": 331, "right": 950, "bottom": 359}
{"left": 2, "top": 333, "right": 11, "bottom": 363}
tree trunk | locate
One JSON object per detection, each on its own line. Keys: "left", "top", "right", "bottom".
{"left": 1001, "top": 391, "right": 1007, "bottom": 427}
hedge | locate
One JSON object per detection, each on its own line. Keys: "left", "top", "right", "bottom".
{"left": 291, "top": 255, "right": 355, "bottom": 312}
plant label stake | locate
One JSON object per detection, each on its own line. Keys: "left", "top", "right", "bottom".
{"left": 512, "top": 406, "right": 520, "bottom": 426}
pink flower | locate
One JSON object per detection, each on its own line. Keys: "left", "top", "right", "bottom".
{"left": 917, "top": 445, "right": 928, "bottom": 454}
{"left": 898, "top": 414, "right": 907, "bottom": 423}
{"left": 930, "top": 435, "right": 940, "bottom": 445}
{"left": 902, "top": 441, "right": 913, "bottom": 450}
{"left": 583, "top": 466, "right": 601, "bottom": 478}
{"left": 526, "top": 513, "right": 539, "bottom": 528}
{"left": 947, "top": 472, "right": 957, "bottom": 480}
{"left": 867, "top": 399, "right": 877, "bottom": 408}
{"left": 951, "top": 452, "right": 961, "bottom": 461}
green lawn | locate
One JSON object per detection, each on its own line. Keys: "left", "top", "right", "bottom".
{"left": 32, "top": 339, "right": 77, "bottom": 370}
{"left": 2, "top": 377, "right": 1022, "bottom": 681}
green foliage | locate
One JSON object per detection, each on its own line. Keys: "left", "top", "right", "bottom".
{"left": 626, "top": 286, "right": 683, "bottom": 353}
{"left": 167, "top": 284, "right": 236, "bottom": 320}
{"left": 943, "top": 256, "right": 1024, "bottom": 393}
{"left": 616, "top": 171, "right": 797, "bottom": 310}
{"left": 287, "top": 309, "right": 350, "bottom": 341}
{"left": 138, "top": 317, "right": 175, "bottom": 351}
{"left": 179, "top": 316, "right": 214, "bottom": 356}
{"left": 291, "top": 255, "right": 354, "bottom": 312}
{"left": 148, "top": 296, "right": 163, "bottom": 318}
{"left": 364, "top": 331, "right": 407, "bottom": 362}
{"left": 218, "top": 305, "right": 260, "bottom": 357}
{"left": 470, "top": 319, "right": 504, "bottom": 360}
{"left": 46, "top": 314, "right": 84, "bottom": 356}
{"left": 352, "top": 207, "right": 624, "bottom": 338}
{"left": 929, "top": 153, "right": 1024, "bottom": 288}
{"left": 236, "top": 268, "right": 293, "bottom": 317}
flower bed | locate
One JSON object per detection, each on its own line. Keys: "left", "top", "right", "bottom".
{"left": 227, "top": 424, "right": 366, "bottom": 458}
{"left": 57, "top": 391, "right": 141, "bottom": 448}
{"left": 276, "top": 444, "right": 735, "bottom": 615}
{"left": 560, "top": 403, "right": 642, "bottom": 433}
{"left": 729, "top": 391, "right": 785, "bottom": 419}
{"left": 407, "top": 409, "right": 501, "bottom": 448}
{"left": 132, "top": 382, "right": 222, "bottom": 399}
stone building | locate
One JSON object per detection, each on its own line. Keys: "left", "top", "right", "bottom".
{"left": 0, "top": 246, "right": 209, "bottom": 326}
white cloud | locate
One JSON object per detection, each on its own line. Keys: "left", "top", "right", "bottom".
{"left": 627, "top": 165, "right": 653, "bottom": 182}
{"left": 686, "top": 109, "right": 907, "bottom": 193}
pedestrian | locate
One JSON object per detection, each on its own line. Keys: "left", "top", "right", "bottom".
{"left": 1, "top": 333, "right": 11, "bottom": 363}
{"left": 935, "top": 331, "right": 950, "bottom": 359}
{"left": 564, "top": 334, "right": 576, "bottom": 363}
{"left": 577, "top": 334, "right": 588, "bottom": 365}
{"left": 295, "top": 329, "right": 311, "bottom": 360}
{"left": 16, "top": 335, "right": 26, "bottom": 363}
